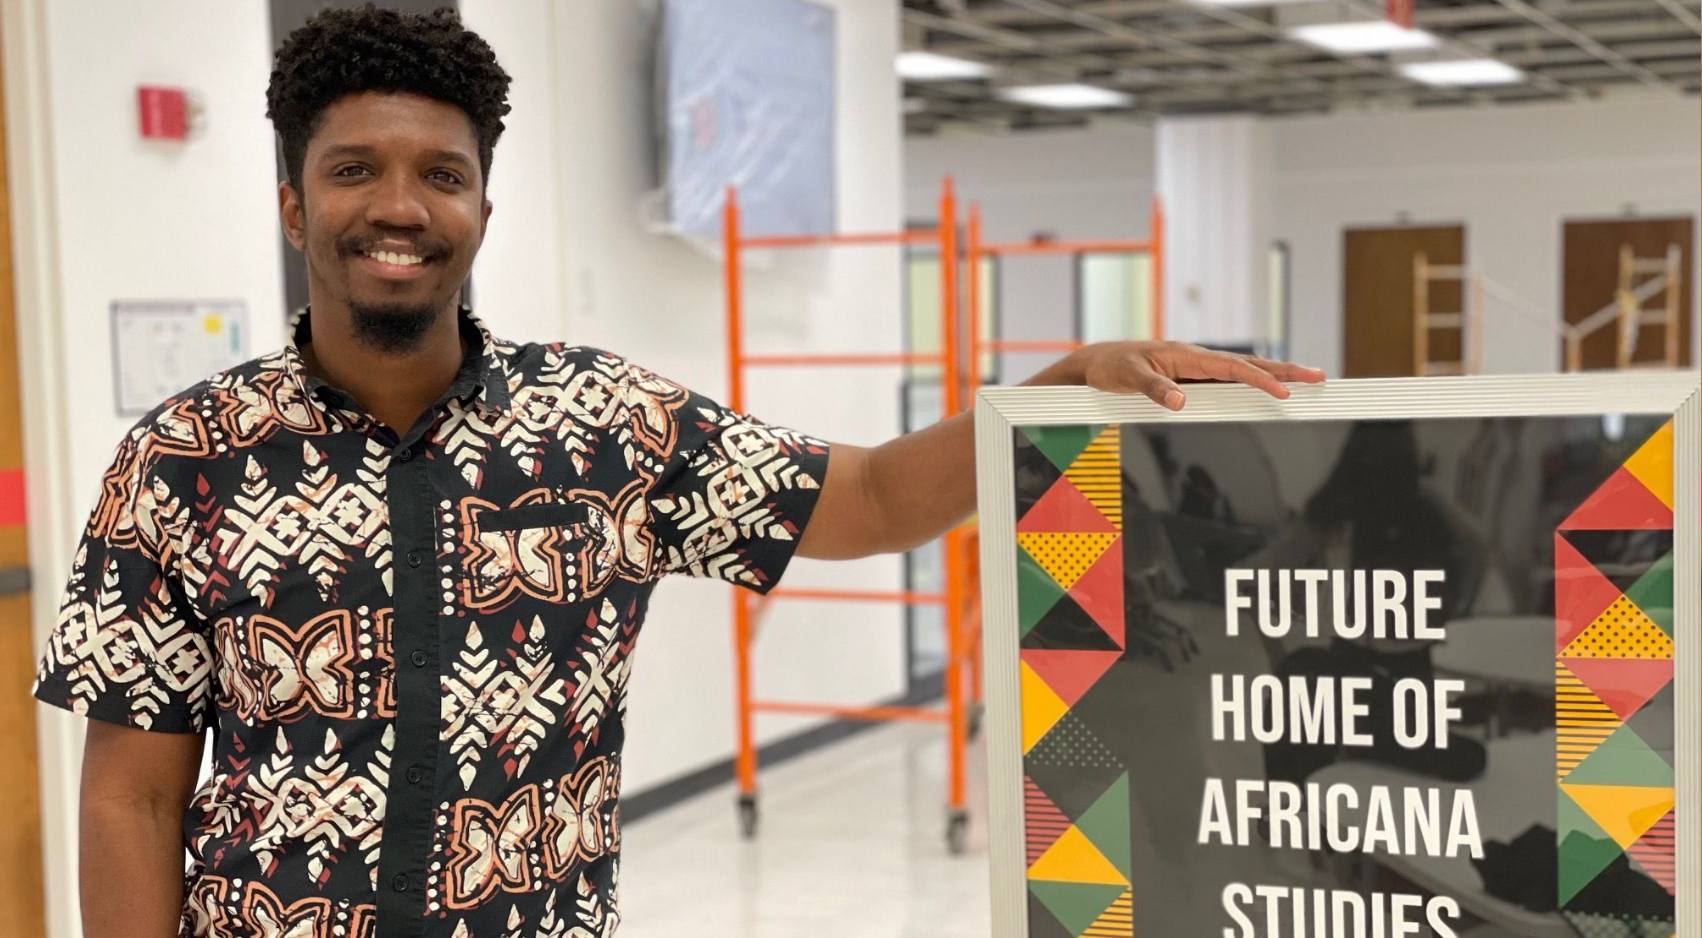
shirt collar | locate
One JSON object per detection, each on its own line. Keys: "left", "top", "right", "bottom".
{"left": 282, "top": 305, "right": 511, "bottom": 417}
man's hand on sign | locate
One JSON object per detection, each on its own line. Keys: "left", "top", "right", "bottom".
{"left": 1024, "top": 340, "right": 1326, "bottom": 411}
{"left": 798, "top": 340, "right": 1325, "bottom": 561}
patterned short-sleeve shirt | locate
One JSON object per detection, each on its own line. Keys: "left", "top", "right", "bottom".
{"left": 32, "top": 308, "right": 829, "bottom": 938}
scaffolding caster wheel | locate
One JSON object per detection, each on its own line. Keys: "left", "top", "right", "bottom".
{"left": 966, "top": 702, "right": 986, "bottom": 741}
{"left": 738, "top": 795, "right": 759, "bottom": 839}
{"left": 946, "top": 811, "right": 969, "bottom": 855}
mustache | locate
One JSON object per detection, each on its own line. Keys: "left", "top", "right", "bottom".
{"left": 337, "top": 234, "right": 448, "bottom": 260}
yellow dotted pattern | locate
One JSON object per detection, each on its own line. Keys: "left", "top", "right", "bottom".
{"left": 1065, "top": 427, "right": 1123, "bottom": 529}
{"left": 1561, "top": 596, "right": 1673, "bottom": 660}
{"left": 1016, "top": 532, "right": 1117, "bottom": 591}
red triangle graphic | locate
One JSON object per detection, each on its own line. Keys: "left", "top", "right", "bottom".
{"left": 1562, "top": 657, "right": 1674, "bottom": 721}
{"left": 1023, "top": 776, "right": 1072, "bottom": 864}
{"left": 1561, "top": 467, "right": 1674, "bottom": 530}
{"left": 1626, "top": 810, "right": 1676, "bottom": 895}
{"left": 1627, "top": 849, "right": 1676, "bottom": 896}
{"left": 1018, "top": 477, "right": 1117, "bottom": 534}
{"left": 1022, "top": 649, "right": 1120, "bottom": 708}
{"left": 1070, "top": 538, "right": 1124, "bottom": 649}
{"left": 1555, "top": 534, "right": 1623, "bottom": 653}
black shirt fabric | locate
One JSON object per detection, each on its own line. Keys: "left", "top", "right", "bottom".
{"left": 32, "top": 307, "right": 829, "bottom": 937}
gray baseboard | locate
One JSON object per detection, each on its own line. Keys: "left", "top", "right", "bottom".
{"left": 621, "top": 670, "right": 945, "bottom": 824}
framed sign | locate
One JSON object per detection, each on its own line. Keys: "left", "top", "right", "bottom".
{"left": 974, "top": 374, "right": 1698, "bottom": 938}
{"left": 111, "top": 299, "right": 248, "bottom": 415}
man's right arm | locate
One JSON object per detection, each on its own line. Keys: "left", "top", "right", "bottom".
{"left": 79, "top": 720, "right": 204, "bottom": 938}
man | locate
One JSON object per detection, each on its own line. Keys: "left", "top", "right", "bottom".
{"left": 32, "top": 7, "right": 1321, "bottom": 938}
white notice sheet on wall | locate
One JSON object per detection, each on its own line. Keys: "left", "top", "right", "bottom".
{"left": 111, "top": 300, "right": 248, "bottom": 415}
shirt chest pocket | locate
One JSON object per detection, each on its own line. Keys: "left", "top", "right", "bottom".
{"left": 461, "top": 501, "right": 614, "bottom": 614}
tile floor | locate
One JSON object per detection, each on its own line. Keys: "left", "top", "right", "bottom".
{"left": 618, "top": 710, "right": 1542, "bottom": 938}
{"left": 615, "top": 719, "right": 1533, "bottom": 937}
{"left": 617, "top": 720, "right": 993, "bottom": 937}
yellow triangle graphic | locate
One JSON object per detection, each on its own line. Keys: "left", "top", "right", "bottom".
{"left": 1560, "top": 783, "right": 1673, "bottom": 849}
{"left": 1623, "top": 420, "right": 1674, "bottom": 510}
{"left": 1083, "top": 889, "right": 1134, "bottom": 936}
{"left": 1064, "top": 426, "right": 1122, "bottom": 529}
{"left": 1016, "top": 532, "right": 1117, "bottom": 590}
{"left": 1029, "top": 825, "right": 1129, "bottom": 885}
{"left": 1561, "top": 596, "right": 1673, "bottom": 660}
{"left": 1022, "top": 662, "right": 1069, "bottom": 754}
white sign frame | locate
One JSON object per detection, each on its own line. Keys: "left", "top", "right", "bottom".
{"left": 973, "top": 372, "right": 1700, "bottom": 937}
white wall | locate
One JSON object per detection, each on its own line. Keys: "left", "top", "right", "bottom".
{"left": 511, "top": 0, "right": 909, "bottom": 795}
{"left": 11, "top": 3, "right": 286, "bottom": 935}
{"left": 14, "top": 1, "right": 906, "bottom": 932}
{"left": 907, "top": 123, "right": 1157, "bottom": 381}
{"left": 1272, "top": 96, "right": 1702, "bottom": 375}
{"left": 905, "top": 96, "right": 1702, "bottom": 376}
{"left": 1157, "top": 115, "right": 1271, "bottom": 349}
{"left": 457, "top": 1, "right": 569, "bottom": 346}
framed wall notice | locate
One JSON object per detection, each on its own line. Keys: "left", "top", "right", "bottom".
{"left": 111, "top": 299, "right": 248, "bottom": 415}
{"left": 974, "top": 374, "right": 1697, "bottom": 938}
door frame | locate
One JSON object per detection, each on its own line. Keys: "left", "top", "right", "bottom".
{"left": 2, "top": 0, "right": 84, "bottom": 933}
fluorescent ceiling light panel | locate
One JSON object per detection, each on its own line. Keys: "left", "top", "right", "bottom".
{"left": 1290, "top": 21, "right": 1437, "bottom": 54}
{"left": 897, "top": 51, "right": 992, "bottom": 81}
{"left": 998, "top": 83, "right": 1134, "bottom": 109}
{"left": 1399, "top": 58, "right": 1525, "bottom": 86}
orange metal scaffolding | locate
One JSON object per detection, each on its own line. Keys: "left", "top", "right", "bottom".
{"left": 720, "top": 184, "right": 1165, "bottom": 854}
{"left": 722, "top": 177, "right": 978, "bottom": 852}
{"left": 963, "top": 195, "right": 1166, "bottom": 404}
{"left": 955, "top": 198, "right": 1166, "bottom": 710}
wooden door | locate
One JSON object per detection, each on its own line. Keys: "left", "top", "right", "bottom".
{"left": 1342, "top": 225, "right": 1465, "bottom": 378}
{"left": 1563, "top": 217, "right": 1694, "bottom": 370}
{"left": 0, "top": 12, "right": 46, "bottom": 934}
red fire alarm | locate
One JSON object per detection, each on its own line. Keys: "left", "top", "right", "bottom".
{"left": 138, "top": 86, "right": 189, "bottom": 141}
{"left": 1385, "top": 0, "right": 1415, "bottom": 30}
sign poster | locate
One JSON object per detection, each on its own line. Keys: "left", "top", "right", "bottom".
{"left": 111, "top": 299, "right": 248, "bottom": 415}
{"left": 976, "top": 377, "right": 1697, "bottom": 938}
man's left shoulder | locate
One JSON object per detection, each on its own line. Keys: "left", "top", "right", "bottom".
{"left": 498, "top": 341, "right": 692, "bottom": 395}
{"left": 487, "top": 339, "right": 619, "bottom": 383}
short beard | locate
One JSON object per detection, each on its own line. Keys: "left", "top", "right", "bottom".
{"left": 348, "top": 301, "right": 442, "bottom": 355}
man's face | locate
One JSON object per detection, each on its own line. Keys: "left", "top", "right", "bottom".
{"left": 280, "top": 91, "right": 491, "bottom": 347}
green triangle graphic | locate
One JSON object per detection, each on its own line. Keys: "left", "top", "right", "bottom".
{"left": 1018, "top": 544, "right": 1068, "bottom": 639}
{"left": 1076, "top": 774, "right": 1131, "bottom": 880}
{"left": 1027, "top": 889, "right": 1075, "bottom": 938}
{"left": 1565, "top": 724, "right": 1674, "bottom": 787}
{"left": 1028, "top": 881, "right": 1125, "bottom": 937}
{"left": 1023, "top": 425, "right": 1101, "bottom": 473}
{"left": 1625, "top": 552, "right": 1674, "bottom": 637}
{"left": 1559, "top": 787, "right": 1625, "bottom": 906}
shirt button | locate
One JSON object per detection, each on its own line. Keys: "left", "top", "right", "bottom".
{"left": 396, "top": 446, "right": 412, "bottom": 461}
{"left": 407, "top": 550, "right": 423, "bottom": 568}
{"left": 407, "top": 765, "right": 424, "bottom": 785}
{"left": 411, "top": 650, "right": 428, "bottom": 668}
{"left": 392, "top": 873, "right": 409, "bottom": 892}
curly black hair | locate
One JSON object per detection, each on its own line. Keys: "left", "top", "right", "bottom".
{"left": 266, "top": 4, "right": 512, "bottom": 192}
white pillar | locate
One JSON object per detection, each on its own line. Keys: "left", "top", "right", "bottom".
{"left": 1156, "top": 114, "right": 1273, "bottom": 349}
